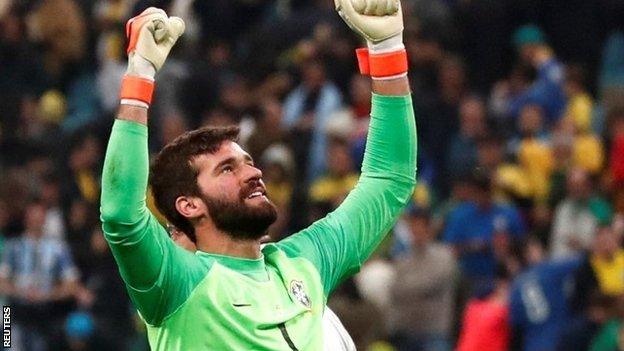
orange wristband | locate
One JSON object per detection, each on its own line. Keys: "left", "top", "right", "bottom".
{"left": 356, "top": 48, "right": 371, "bottom": 75}
{"left": 120, "top": 75, "right": 155, "bottom": 105}
{"left": 356, "top": 48, "right": 408, "bottom": 79}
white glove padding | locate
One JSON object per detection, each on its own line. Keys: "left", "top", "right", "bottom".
{"left": 125, "top": 7, "right": 185, "bottom": 78}
{"left": 335, "top": 0, "right": 403, "bottom": 46}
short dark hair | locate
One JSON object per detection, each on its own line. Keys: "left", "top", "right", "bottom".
{"left": 149, "top": 126, "right": 240, "bottom": 241}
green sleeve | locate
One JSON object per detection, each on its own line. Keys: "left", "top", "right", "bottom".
{"left": 100, "top": 120, "right": 206, "bottom": 326}
{"left": 277, "top": 94, "right": 417, "bottom": 296}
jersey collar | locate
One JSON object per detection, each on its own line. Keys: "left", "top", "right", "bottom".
{"left": 195, "top": 251, "right": 269, "bottom": 281}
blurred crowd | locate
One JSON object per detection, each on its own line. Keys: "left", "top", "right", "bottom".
{"left": 3, "top": 0, "right": 624, "bottom": 350}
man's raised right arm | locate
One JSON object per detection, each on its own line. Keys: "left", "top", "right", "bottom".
{"left": 100, "top": 104, "right": 162, "bottom": 289}
{"left": 99, "top": 8, "right": 188, "bottom": 325}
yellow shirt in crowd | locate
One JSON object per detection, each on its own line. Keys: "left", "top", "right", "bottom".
{"left": 310, "top": 174, "right": 359, "bottom": 203}
{"left": 565, "top": 92, "right": 593, "bottom": 133}
{"left": 591, "top": 250, "right": 624, "bottom": 296}
{"left": 518, "top": 138, "right": 554, "bottom": 201}
{"left": 573, "top": 134, "right": 604, "bottom": 175}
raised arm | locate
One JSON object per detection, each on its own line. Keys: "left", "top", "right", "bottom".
{"left": 277, "top": 0, "right": 417, "bottom": 296}
{"left": 99, "top": 8, "right": 195, "bottom": 325}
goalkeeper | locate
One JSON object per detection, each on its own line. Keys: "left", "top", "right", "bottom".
{"left": 100, "top": 1, "right": 416, "bottom": 350}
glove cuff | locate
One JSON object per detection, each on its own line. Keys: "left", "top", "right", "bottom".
{"left": 126, "top": 53, "right": 157, "bottom": 79}
{"left": 119, "top": 75, "right": 155, "bottom": 108}
{"left": 367, "top": 33, "right": 404, "bottom": 54}
{"left": 356, "top": 47, "right": 408, "bottom": 80}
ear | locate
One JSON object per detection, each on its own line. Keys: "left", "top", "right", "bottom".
{"left": 175, "top": 195, "right": 206, "bottom": 220}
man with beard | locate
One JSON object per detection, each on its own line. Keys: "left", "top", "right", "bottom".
{"left": 100, "top": 1, "right": 416, "bottom": 350}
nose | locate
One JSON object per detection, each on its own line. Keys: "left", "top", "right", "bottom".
{"left": 243, "top": 163, "right": 263, "bottom": 183}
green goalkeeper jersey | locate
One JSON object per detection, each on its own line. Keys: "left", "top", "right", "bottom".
{"left": 100, "top": 94, "right": 417, "bottom": 350}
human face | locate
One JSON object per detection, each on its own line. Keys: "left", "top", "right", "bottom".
{"left": 193, "top": 141, "right": 277, "bottom": 239}
{"left": 409, "top": 216, "right": 432, "bottom": 248}
{"left": 519, "top": 44, "right": 538, "bottom": 64}
{"left": 519, "top": 105, "right": 544, "bottom": 136}
{"left": 25, "top": 203, "right": 47, "bottom": 235}
{"left": 302, "top": 62, "right": 325, "bottom": 90}
{"left": 593, "top": 227, "right": 619, "bottom": 258}
{"left": 566, "top": 168, "right": 591, "bottom": 201}
{"left": 460, "top": 97, "right": 485, "bottom": 137}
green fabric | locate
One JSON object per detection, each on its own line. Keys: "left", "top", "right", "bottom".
{"left": 100, "top": 93, "right": 417, "bottom": 350}
{"left": 590, "top": 319, "right": 621, "bottom": 351}
{"left": 278, "top": 94, "right": 417, "bottom": 295}
{"left": 146, "top": 246, "right": 327, "bottom": 350}
{"left": 589, "top": 197, "right": 613, "bottom": 225}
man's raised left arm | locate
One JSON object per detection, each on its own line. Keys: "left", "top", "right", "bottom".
{"left": 278, "top": 0, "right": 416, "bottom": 296}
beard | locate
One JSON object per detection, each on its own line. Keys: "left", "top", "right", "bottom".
{"left": 201, "top": 187, "right": 278, "bottom": 241}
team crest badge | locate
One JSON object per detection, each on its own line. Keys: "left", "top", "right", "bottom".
{"left": 290, "top": 280, "right": 311, "bottom": 308}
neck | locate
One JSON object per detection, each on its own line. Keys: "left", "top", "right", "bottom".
{"left": 194, "top": 223, "right": 262, "bottom": 259}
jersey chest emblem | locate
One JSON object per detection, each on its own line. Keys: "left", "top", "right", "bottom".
{"left": 290, "top": 280, "right": 311, "bottom": 308}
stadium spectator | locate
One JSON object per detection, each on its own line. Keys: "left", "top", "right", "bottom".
{"left": 475, "top": 135, "right": 506, "bottom": 179}
{"left": 389, "top": 206, "right": 457, "bottom": 351}
{"left": 282, "top": 59, "right": 342, "bottom": 185}
{"left": 309, "top": 137, "right": 358, "bottom": 207}
{"left": 548, "top": 128, "right": 574, "bottom": 207}
{"left": 456, "top": 265, "right": 511, "bottom": 351}
{"left": 561, "top": 225, "right": 624, "bottom": 351}
{"left": 246, "top": 97, "right": 286, "bottom": 161}
{"left": 572, "top": 225, "right": 624, "bottom": 311}
{"left": 443, "top": 170, "right": 525, "bottom": 289}
{"left": 66, "top": 199, "right": 98, "bottom": 271}
{"left": 446, "top": 95, "right": 488, "bottom": 178}
{"left": 281, "top": 59, "right": 342, "bottom": 230}
{"left": 514, "top": 104, "right": 554, "bottom": 202}
{"left": 40, "top": 175, "right": 65, "bottom": 240}
{"left": 509, "top": 25, "right": 567, "bottom": 124}
{"left": 26, "top": 0, "right": 86, "bottom": 80}
{"left": 489, "top": 63, "right": 533, "bottom": 129}
{"left": 432, "top": 176, "right": 474, "bottom": 236}
{"left": 563, "top": 65, "right": 595, "bottom": 137}
{"left": 63, "top": 134, "right": 102, "bottom": 208}
{"left": 0, "top": 200, "right": 79, "bottom": 350}
{"left": 509, "top": 238, "right": 581, "bottom": 351}
{"left": 417, "top": 55, "right": 466, "bottom": 197}
{"left": 260, "top": 144, "right": 294, "bottom": 240}
{"left": 561, "top": 116, "right": 605, "bottom": 177}
{"left": 550, "top": 168, "right": 612, "bottom": 259}
{"left": 73, "top": 227, "right": 132, "bottom": 350}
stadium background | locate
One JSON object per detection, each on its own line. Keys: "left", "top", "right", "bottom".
{"left": 3, "top": 0, "right": 624, "bottom": 350}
